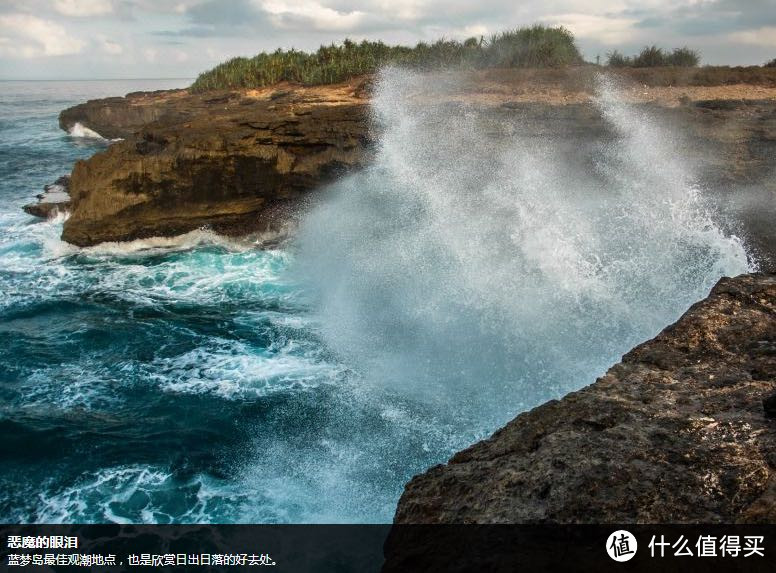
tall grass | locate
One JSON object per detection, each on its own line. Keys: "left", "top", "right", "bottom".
{"left": 190, "top": 25, "right": 583, "bottom": 92}
{"left": 606, "top": 46, "right": 700, "bottom": 67}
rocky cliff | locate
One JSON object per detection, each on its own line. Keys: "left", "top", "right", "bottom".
{"left": 394, "top": 272, "right": 776, "bottom": 523}
{"left": 54, "top": 69, "right": 776, "bottom": 250}
{"left": 59, "top": 89, "right": 188, "bottom": 140}
{"left": 58, "top": 81, "right": 371, "bottom": 246}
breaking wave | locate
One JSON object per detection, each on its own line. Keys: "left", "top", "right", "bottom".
{"left": 67, "top": 121, "right": 123, "bottom": 143}
{"left": 296, "top": 69, "right": 751, "bottom": 421}
{"left": 67, "top": 122, "right": 107, "bottom": 139}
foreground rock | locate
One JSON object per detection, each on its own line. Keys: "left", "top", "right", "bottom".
{"left": 59, "top": 82, "right": 370, "bottom": 246}
{"left": 394, "top": 272, "right": 776, "bottom": 523}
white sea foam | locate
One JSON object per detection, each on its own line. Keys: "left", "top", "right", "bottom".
{"left": 36, "top": 465, "right": 251, "bottom": 524}
{"left": 29, "top": 226, "right": 291, "bottom": 307}
{"left": 79, "top": 228, "right": 250, "bottom": 256}
{"left": 84, "top": 246, "right": 294, "bottom": 312}
{"left": 34, "top": 460, "right": 387, "bottom": 523}
{"left": 0, "top": 211, "right": 77, "bottom": 309}
{"left": 17, "top": 362, "right": 125, "bottom": 411}
{"left": 236, "top": 390, "right": 466, "bottom": 523}
{"left": 152, "top": 338, "right": 344, "bottom": 400}
{"left": 38, "top": 188, "right": 69, "bottom": 204}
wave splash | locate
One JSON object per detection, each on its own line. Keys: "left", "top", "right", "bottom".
{"left": 67, "top": 122, "right": 123, "bottom": 142}
{"left": 297, "top": 69, "right": 752, "bottom": 422}
{"left": 67, "top": 122, "right": 106, "bottom": 139}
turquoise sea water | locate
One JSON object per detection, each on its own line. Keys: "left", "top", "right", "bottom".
{"left": 0, "top": 75, "right": 754, "bottom": 524}
{"left": 0, "top": 80, "right": 471, "bottom": 523}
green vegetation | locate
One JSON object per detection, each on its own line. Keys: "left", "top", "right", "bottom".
{"left": 190, "top": 25, "right": 583, "bottom": 92}
{"left": 766, "top": 58, "right": 776, "bottom": 68}
{"left": 606, "top": 46, "right": 700, "bottom": 67}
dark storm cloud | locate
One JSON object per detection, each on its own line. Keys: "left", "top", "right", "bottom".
{"left": 631, "top": 0, "right": 776, "bottom": 36}
{"left": 153, "top": 0, "right": 275, "bottom": 38}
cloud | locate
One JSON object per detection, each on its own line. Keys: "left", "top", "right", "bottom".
{"left": 629, "top": 0, "right": 776, "bottom": 37}
{"left": 97, "top": 34, "right": 123, "bottom": 54}
{"left": 162, "top": 0, "right": 518, "bottom": 39}
{"left": 728, "top": 26, "right": 776, "bottom": 48}
{"left": 164, "top": 0, "right": 274, "bottom": 37}
{"left": 2, "top": 0, "right": 776, "bottom": 78}
{"left": 53, "top": 0, "right": 113, "bottom": 17}
{"left": 543, "top": 13, "right": 640, "bottom": 45}
{"left": 124, "top": 0, "right": 200, "bottom": 14}
{"left": 262, "top": 0, "right": 366, "bottom": 32}
{"left": 153, "top": 0, "right": 776, "bottom": 67}
{"left": 0, "top": 13, "right": 85, "bottom": 57}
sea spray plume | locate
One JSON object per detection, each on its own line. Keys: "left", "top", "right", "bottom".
{"left": 591, "top": 73, "right": 753, "bottom": 299}
{"left": 67, "top": 122, "right": 123, "bottom": 144}
{"left": 67, "top": 122, "right": 107, "bottom": 139}
{"left": 295, "top": 67, "right": 751, "bottom": 424}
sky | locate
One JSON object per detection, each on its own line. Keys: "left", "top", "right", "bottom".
{"left": 0, "top": 0, "right": 774, "bottom": 79}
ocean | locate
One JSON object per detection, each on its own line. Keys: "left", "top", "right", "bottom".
{"left": 0, "top": 75, "right": 754, "bottom": 524}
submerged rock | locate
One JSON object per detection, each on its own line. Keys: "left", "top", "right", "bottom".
{"left": 394, "top": 272, "right": 776, "bottom": 523}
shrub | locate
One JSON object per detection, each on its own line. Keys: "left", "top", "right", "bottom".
{"left": 190, "top": 25, "right": 583, "bottom": 92}
{"left": 766, "top": 58, "right": 776, "bottom": 68}
{"left": 633, "top": 45, "right": 666, "bottom": 67}
{"left": 606, "top": 50, "right": 632, "bottom": 67}
{"left": 482, "top": 25, "right": 583, "bottom": 68}
{"left": 666, "top": 47, "right": 700, "bottom": 67}
{"left": 607, "top": 45, "right": 700, "bottom": 68}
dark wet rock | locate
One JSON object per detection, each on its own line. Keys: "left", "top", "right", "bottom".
{"left": 23, "top": 175, "right": 71, "bottom": 219}
{"left": 23, "top": 202, "right": 68, "bottom": 219}
{"left": 394, "top": 272, "right": 776, "bottom": 523}
{"left": 44, "top": 175, "right": 70, "bottom": 192}
{"left": 765, "top": 393, "right": 776, "bottom": 418}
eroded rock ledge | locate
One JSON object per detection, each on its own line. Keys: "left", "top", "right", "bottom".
{"left": 394, "top": 272, "right": 776, "bottom": 523}
{"left": 59, "top": 82, "right": 371, "bottom": 246}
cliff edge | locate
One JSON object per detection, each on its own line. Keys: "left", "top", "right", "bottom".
{"left": 394, "top": 272, "right": 776, "bottom": 523}
{"left": 58, "top": 81, "right": 371, "bottom": 246}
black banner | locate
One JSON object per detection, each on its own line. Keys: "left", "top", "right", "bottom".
{"left": 1, "top": 524, "right": 774, "bottom": 572}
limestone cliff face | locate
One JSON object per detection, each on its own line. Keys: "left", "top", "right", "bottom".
{"left": 56, "top": 72, "right": 776, "bottom": 252}
{"left": 394, "top": 272, "right": 776, "bottom": 523}
{"left": 60, "top": 84, "right": 370, "bottom": 246}
{"left": 59, "top": 89, "right": 198, "bottom": 139}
